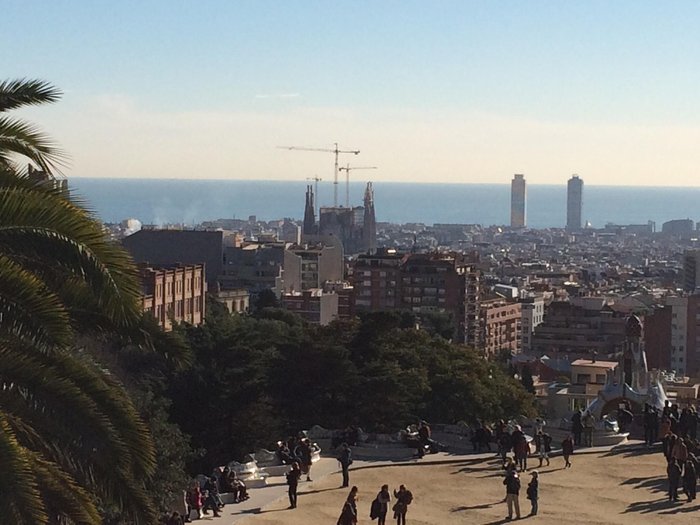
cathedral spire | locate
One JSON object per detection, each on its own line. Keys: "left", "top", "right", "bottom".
{"left": 303, "top": 184, "right": 317, "bottom": 235}
{"left": 362, "top": 182, "right": 376, "bottom": 253}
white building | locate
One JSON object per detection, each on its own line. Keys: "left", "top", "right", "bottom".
{"left": 521, "top": 295, "right": 545, "bottom": 353}
{"left": 667, "top": 296, "right": 688, "bottom": 375}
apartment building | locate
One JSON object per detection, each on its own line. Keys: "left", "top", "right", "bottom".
{"left": 479, "top": 298, "right": 522, "bottom": 357}
{"left": 140, "top": 264, "right": 206, "bottom": 331}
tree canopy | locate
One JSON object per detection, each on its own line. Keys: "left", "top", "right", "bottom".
{"left": 170, "top": 309, "right": 536, "bottom": 469}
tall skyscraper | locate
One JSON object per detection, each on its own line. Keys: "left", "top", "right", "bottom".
{"left": 566, "top": 175, "right": 583, "bottom": 231}
{"left": 510, "top": 174, "right": 526, "bottom": 228}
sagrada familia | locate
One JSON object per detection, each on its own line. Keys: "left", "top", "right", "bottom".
{"left": 302, "top": 182, "right": 377, "bottom": 255}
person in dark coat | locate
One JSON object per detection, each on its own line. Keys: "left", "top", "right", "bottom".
{"left": 683, "top": 460, "right": 697, "bottom": 502}
{"left": 337, "top": 486, "right": 358, "bottom": 525}
{"left": 373, "top": 484, "right": 391, "bottom": 525}
{"left": 338, "top": 443, "right": 353, "bottom": 488}
{"left": 526, "top": 470, "right": 539, "bottom": 516}
{"left": 503, "top": 469, "right": 521, "bottom": 520}
{"left": 286, "top": 461, "right": 301, "bottom": 509}
{"left": 298, "top": 439, "right": 314, "bottom": 481}
{"left": 562, "top": 435, "right": 574, "bottom": 468}
{"left": 393, "top": 484, "right": 413, "bottom": 525}
{"left": 667, "top": 459, "right": 681, "bottom": 502}
{"left": 202, "top": 477, "right": 221, "bottom": 517}
{"left": 571, "top": 410, "right": 583, "bottom": 446}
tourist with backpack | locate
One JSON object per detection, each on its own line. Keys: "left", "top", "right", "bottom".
{"left": 392, "top": 484, "right": 413, "bottom": 525}
{"left": 370, "top": 484, "right": 391, "bottom": 524}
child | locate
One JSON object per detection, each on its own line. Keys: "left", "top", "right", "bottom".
{"left": 527, "top": 470, "right": 539, "bottom": 516}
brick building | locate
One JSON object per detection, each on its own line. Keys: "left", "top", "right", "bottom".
{"left": 479, "top": 298, "right": 522, "bottom": 358}
{"left": 139, "top": 264, "right": 206, "bottom": 331}
{"left": 351, "top": 250, "right": 480, "bottom": 343}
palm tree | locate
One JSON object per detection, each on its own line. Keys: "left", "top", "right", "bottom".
{"left": 0, "top": 78, "right": 66, "bottom": 174}
{"left": 0, "top": 80, "right": 158, "bottom": 524}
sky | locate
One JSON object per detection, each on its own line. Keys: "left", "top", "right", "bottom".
{"left": 4, "top": 1, "right": 700, "bottom": 186}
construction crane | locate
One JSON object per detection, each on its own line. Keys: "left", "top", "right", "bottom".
{"left": 278, "top": 143, "right": 360, "bottom": 207}
{"left": 338, "top": 164, "right": 378, "bottom": 207}
{"left": 305, "top": 176, "right": 322, "bottom": 216}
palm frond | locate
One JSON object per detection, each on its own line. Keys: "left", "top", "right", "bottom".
{"left": 0, "top": 414, "right": 48, "bottom": 524}
{"left": 0, "top": 255, "right": 72, "bottom": 349}
{"left": 0, "top": 116, "right": 67, "bottom": 173}
{"left": 30, "top": 452, "right": 101, "bottom": 524}
{"left": 0, "top": 79, "right": 61, "bottom": 113}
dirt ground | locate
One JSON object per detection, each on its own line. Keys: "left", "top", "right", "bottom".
{"left": 236, "top": 448, "right": 700, "bottom": 524}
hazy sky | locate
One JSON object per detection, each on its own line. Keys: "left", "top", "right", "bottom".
{"left": 4, "top": 1, "right": 700, "bottom": 186}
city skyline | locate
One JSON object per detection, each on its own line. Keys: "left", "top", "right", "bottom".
{"left": 5, "top": 2, "right": 700, "bottom": 186}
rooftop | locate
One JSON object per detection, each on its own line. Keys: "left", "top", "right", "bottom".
{"left": 571, "top": 359, "right": 618, "bottom": 369}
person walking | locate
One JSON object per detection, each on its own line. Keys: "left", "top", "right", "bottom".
{"left": 515, "top": 435, "right": 529, "bottom": 472}
{"left": 526, "top": 470, "right": 539, "bottom": 516}
{"left": 393, "top": 484, "right": 413, "bottom": 525}
{"left": 337, "top": 486, "right": 358, "bottom": 525}
{"left": 536, "top": 430, "right": 552, "bottom": 467}
{"left": 186, "top": 481, "right": 203, "bottom": 521}
{"left": 371, "top": 484, "right": 391, "bottom": 525}
{"left": 286, "top": 461, "right": 301, "bottom": 509}
{"left": 503, "top": 468, "right": 521, "bottom": 520}
{"left": 562, "top": 435, "right": 574, "bottom": 468}
{"left": 668, "top": 459, "right": 681, "bottom": 502}
{"left": 338, "top": 442, "right": 353, "bottom": 488}
{"left": 683, "top": 460, "right": 697, "bottom": 502}
{"left": 672, "top": 437, "right": 689, "bottom": 464}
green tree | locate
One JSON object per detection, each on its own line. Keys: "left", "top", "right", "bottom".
{"left": 0, "top": 80, "right": 158, "bottom": 524}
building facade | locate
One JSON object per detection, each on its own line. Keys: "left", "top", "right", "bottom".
{"left": 521, "top": 295, "right": 545, "bottom": 352}
{"left": 140, "top": 264, "right": 206, "bottom": 331}
{"left": 351, "top": 251, "right": 480, "bottom": 343}
{"left": 667, "top": 296, "right": 689, "bottom": 376}
{"left": 282, "top": 243, "right": 343, "bottom": 292}
{"left": 479, "top": 298, "right": 522, "bottom": 357}
{"left": 281, "top": 289, "right": 339, "bottom": 325}
{"left": 510, "top": 174, "right": 526, "bottom": 228}
{"left": 566, "top": 175, "right": 583, "bottom": 231}
{"left": 352, "top": 250, "right": 405, "bottom": 311}
{"left": 529, "top": 297, "right": 627, "bottom": 359}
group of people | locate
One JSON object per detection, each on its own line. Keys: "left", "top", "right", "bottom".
{"left": 337, "top": 484, "right": 414, "bottom": 525}
{"left": 570, "top": 409, "right": 596, "bottom": 447}
{"left": 276, "top": 435, "right": 317, "bottom": 481}
{"left": 658, "top": 402, "right": 700, "bottom": 503}
{"left": 503, "top": 462, "right": 539, "bottom": 520}
{"left": 492, "top": 419, "right": 558, "bottom": 472}
{"left": 182, "top": 466, "right": 249, "bottom": 521}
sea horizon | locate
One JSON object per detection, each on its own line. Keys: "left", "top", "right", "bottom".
{"left": 68, "top": 177, "right": 700, "bottom": 230}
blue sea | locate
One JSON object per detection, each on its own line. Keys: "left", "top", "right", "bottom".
{"left": 68, "top": 178, "right": 700, "bottom": 229}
